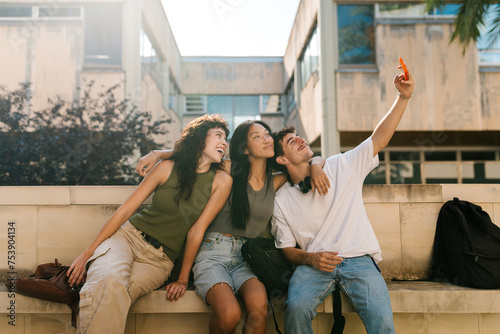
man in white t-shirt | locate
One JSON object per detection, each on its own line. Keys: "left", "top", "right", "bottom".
{"left": 271, "top": 66, "right": 415, "bottom": 334}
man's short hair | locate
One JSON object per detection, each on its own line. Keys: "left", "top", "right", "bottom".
{"left": 272, "top": 126, "right": 295, "bottom": 173}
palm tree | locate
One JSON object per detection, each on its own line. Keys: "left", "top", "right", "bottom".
{"left": 425, "top": 0, "right": 500, "bottom": 52}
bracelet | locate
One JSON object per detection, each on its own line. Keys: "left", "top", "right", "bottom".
{"left": 397, "top": 92, "right": 410, "bottom": 100}
{"left": 151, "top": 150, "right": 160, "bottom": 162}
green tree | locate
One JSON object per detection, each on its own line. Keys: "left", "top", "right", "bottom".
{"left": 425, "top": 0, "right": 500, "bottom": 52}
{"left": 0, "top": 82, "right": 170, "bottom": 185}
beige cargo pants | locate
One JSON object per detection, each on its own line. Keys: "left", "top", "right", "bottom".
{"left": 78, "top": 222, "right": 174, "bottom": 334}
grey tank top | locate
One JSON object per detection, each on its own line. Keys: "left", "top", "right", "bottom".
{"left": 206, "top": 174, "right": 275, "bottom": 238}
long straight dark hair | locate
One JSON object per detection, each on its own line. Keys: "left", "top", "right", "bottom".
{"left": 229, "top": 120, "right": 274, "bottom": 230}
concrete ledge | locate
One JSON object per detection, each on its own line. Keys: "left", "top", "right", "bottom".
{"left": 2, "top": 282, "right": 499, "bottom": 315}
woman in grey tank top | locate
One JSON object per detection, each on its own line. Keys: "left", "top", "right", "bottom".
{"left": 137, "top": 120, "right": 329, "bottom": 334}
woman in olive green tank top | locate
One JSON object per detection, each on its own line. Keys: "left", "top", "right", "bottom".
{"left": 66, "top": 114, "right": 233, "bottom": 334}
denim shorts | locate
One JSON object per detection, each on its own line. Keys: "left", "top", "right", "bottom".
{"left": 193, "top": 232, "right": 257, "bottom": 302}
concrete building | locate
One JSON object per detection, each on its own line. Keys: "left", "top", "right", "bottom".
{"left": 284, "top": 1, "right": 500, "bottom": 185}
{"left": 0, "top": 0, "right": 499, "bottom": 184}
{"left": 1, "top": 2, "right": 500, "bottom": 333}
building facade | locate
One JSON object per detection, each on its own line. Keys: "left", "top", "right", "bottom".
{"left": 1, "top": 0, "right": 499, "bottom": 184}
{"left": 284, "top": 0, "right": 500, "bottom": 185}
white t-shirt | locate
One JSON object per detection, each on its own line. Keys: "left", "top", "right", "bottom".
{"left": 271, "top": 137, "right": 382, "bottom": 262}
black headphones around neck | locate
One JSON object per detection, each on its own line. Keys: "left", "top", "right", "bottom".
{"left": 296, "top": 176, "right": 312, "bottom": 194}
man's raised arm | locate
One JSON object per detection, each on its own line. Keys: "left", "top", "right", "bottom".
{"left": 371, "top": 65, "right": 415, "bottom": 156}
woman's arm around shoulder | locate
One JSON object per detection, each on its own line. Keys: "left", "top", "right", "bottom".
{"left": 165, "top": 170, "right": 232, "bottom": 301}
{"left": 68, "top": 160, "right": 173, "bottom": 287}
{"left": 309, "top": 156, "right": 330, "bottom": 196}
{"left": 136, "top": 150, "right": 172, "bottom": 177}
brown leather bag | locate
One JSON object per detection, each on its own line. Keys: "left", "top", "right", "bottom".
{"left": 5, "top": 259, "right": 84, "bottom": 327}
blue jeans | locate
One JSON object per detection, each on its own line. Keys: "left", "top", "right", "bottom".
{"left": 285, "top": 255, "right": 395, "bottom": 334}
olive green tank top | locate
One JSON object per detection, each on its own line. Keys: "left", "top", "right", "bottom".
{"left": 130, "top": 167, "right": 216, "bottom": 261}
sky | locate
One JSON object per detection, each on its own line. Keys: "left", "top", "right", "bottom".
{"left": 161, "top": 0, "right": 301, "bottom": 57}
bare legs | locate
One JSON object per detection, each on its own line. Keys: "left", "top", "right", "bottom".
{"left": 239, "top": 278, "right": 268, "bottom": 334}
{"left": 205, "top": 278, "right": 267, "bottom": 334}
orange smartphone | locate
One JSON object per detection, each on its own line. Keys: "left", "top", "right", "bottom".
{"left": 398, "top": 58, "right": 408, "bottom": 80}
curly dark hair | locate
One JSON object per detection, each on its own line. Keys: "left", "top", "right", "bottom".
{"left": 170, "top": 114, "right": 229, "bottom": 204}
{"left": 272, "top": 126, "right": 295, "bottom": 173}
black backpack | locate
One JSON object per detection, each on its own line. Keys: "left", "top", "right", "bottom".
{"left": 241, "top": 238, "right": 294, "bottom": 298}
{"left": 241, "top": 238, "right": 345, "bottom": 334}
{"left": 431, "top": 198, "right": 500, "bottom": 289}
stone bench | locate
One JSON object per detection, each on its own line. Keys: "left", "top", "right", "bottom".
{"left": 1, "top": 184, "right": 499, "bottom": 333}
{"left": 1, "top": 281, "right": 499, "bottom": 333}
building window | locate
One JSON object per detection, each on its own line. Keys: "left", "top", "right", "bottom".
{"left": 364, "top": 153, "right": 386, "bottom": 184}
{"left": 0, "top": 6, "right": 33, "bottom": 18}
{"left": 338, "top": 5, "right": 375, "bottom": 65}
{"left": 431, "top": 4, "right": 460, "bottom": 15}
{"left": 140, "top": 29, "right": 164, "bottom": 89}
{"left": 478, "top": 5, "right": 500, "bottom": 65}
{"left": 207, "top": 95, "right": 260, "bottom": 134}
{"left": 300, "top": 26, "right": 320, "bottom": 88}
{"left": 260, "top": 95, "right": 282, "bottom": 113}
{"left": 364, "top": 149, "right": 500, "bottom": 184}
{"left": 38, "top": 6, "right": 82, "bottom": 19}
{"left": 84, "top": 4, "right": 122, "bottom": 67}
{"left": 285, "top": 78, "right": 296, "bottom": 115}
{"left": 184, "top": 95, "right": 262, "bottom": 134}
{"left": 169, "top": 77, "right": 180, "bottom": 112}
{"left": 377, "top": 3, "right": 460, "bottom": 17}
{"left": 0, "top": 5, "right": 82, "bottom": 19}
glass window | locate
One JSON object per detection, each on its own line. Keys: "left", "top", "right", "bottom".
{"left": 169, "top": 78, "right": 180, "bottom": 111}
{"left": 207, "top": 96, "right": 233, "bottom": 136}
{"left": 424, "top": 151, "right": 456, "bottom": 161}
{"left": 84, "top": 4, "right": 122, "bottom": 67}
{"left": 478, "top": 5, "right": 500, "bottom": 65}
{"left": 285, "top": 79, "right": 296, "bottom": 115}
{"left": 338, "top": 5, "right": 375, "bottom": 65}
{"left": 39, "top": 6, "right": 81, "bottom": 18}
{"left": 461, "top": 151, "right": 496, "bottom": 161}
{"left": 205, "top": 95, "right": 260, "bottom": 134}
{"left": 260, "top": 95, "right": 282, "bottom": 113}
{"left": 141, "top": 29, "right": 163, "bottom": 89}
{"left": 234, "top": 96, "right": 260, "bottom": 116}
{"left": 378, "top": 3, "right": 460, "bottom": 17}
{"left": 300, "top": 26, "right": 320, "bottom": 88}
{"left": 0, "top": 6, "right": 32, "bottom": 18}
{"left": 432, "top": 4, "right": 461, "bottom": 15}
{"left": 310, "top": 29, "right": 320, "bottom": 72}
{"left": 390, "top": 163, "right": 421, "bottom": 184}
{"left": 390, "top": 151, "right": 421, "bottom": 161}
{"left": 378, "top": 4, "right": 425, "bottom": 17}
{"left": 365, "top": 164, "right": 386, "bottom": 184}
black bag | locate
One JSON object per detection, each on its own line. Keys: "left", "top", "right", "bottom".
{"left": 431, "top": 198, "right": 500, "bottom": 289}
{"left": 241, "top": 238, "right": 294, "bottom": 298}
{"left": 5, "top": 259, "right": 84, "bottom": 327}
{"left": 241, "top": 238, "right": 345, "bottom": 334}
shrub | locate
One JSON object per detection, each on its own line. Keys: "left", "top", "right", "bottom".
{"left": 0, "top": 82, "right": 170, "bottom": 185}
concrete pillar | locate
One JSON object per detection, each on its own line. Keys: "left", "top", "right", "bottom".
{"left": 319, "top": 0, "right": 341, "bottom": 157}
